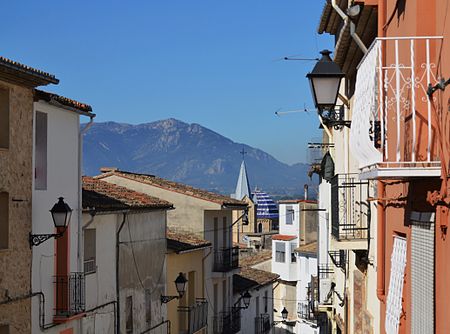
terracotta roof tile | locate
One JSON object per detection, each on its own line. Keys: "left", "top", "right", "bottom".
{"left": 294, "top": 241, "right": 318, "bottom": 255}
{"left": 0, "top": 56, "right": 59, "bottom": 86}
{"left": 272, "top": 234, "right": 297, "bottom": 241}
{"left": 233, "top": 267, "right": 279, "bottom": 293}
{"left": 167, "top": 229, "right": 211, "bottom": 253}
{"left": 239, "top": 250, "right": 272, "bottom": 267}
{"left": 82, "top": 176, "right": 173, "bottom": 211}
{"left": 278, "top": 199, "right": 317, "bottom": 204}
{"left": 35, "top": 89, "right": 93, "bottom": 114}
{"left": 96, "top": 169, "right": 247, "bottom": 207}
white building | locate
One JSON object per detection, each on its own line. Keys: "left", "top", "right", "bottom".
{"left": 81, "top": 177, "right": 173, "bottom": 334}
{"left": 271, "top": 200, "right": 318, "bottom": 334}
{"left": 236, "top": 250, "right": 278, "bottom": 334}
{"left": 31, "top": 90, "right": 94, "bottom": 334}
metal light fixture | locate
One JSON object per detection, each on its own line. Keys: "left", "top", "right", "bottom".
{"left": 306, "top": 50, "right": 345, "bottom": 112}
{"left": 272, "top": 307, "right": 289, "bottom": 326}
{"left": 29, "top": 197, "right": 72, "bottom": 247}
{"left": 161, "top": 272, "right": 188, "bottom": 304}
{"left": 281, "top": 307, "right": 289, "bottom": 320}
{"left": 233, "top": 290, "right": 252, "bottom": 310}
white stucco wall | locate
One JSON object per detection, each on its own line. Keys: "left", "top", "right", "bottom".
{"left": 237, "top": 284, "right": 274, "bottom": 334}
{"left": 82, "top": 209, "right": 167, "bottom": 334}
{"left": 31, "top": 101, "right": 82, "bottom": 334}
{"left": 272, "top": 239, "right": 298, "bottom": 282}
{"left": 295, "top": 253, "right": 318, "bottom": 334}
{"left": 279, "top": 203, "right": 301, "bottom": 236}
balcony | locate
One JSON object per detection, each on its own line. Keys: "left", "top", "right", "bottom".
{"left": 255, "top": 314, "right": 271, "bottom": 334}
{"left": 318, "top": 265, "right": 333, "bottom": 306}
{"left": 330, "top": 174, "right": 369, "bottom": 249}
{"left": 178, "top": 299, "right": 208, "bottom": 334}
{"left": 54, "top": 272, "right": 85, "bottom": 318}
{"left": 350, "top": 36, "right": 444, "bottom": 179}
{"left": 213, "top": 308, "right": 241, "bottom": 334}
{"left": 213, "top": 246, "right": 239, "bottom": 272}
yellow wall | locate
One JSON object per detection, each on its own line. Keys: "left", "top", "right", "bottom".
{"left": 166, "top": 249, "right": 207, "bottom": 334}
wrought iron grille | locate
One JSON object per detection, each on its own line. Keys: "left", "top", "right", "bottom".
{"left": 54, "top": 272, "right": 85, "bottom": 317}
{"left": 254, "top": 314, "right": 271, "bottom": 334}
{"left": 177, "top": 299, "right": 208, "bottom": 334}
{"left": 213, "top": 308, "right": 241, "bottom": 334}
{"left": 331, "top": 174, "right": 369, "bottom": 241}
{"left": 213, "top": 246, "right": 239, "bottom": 272}
{"left": 328, "top": 250, "right": 347, "bottom": 271}
{"left": 318, "top": 264, "right": 334, "bottom": 279}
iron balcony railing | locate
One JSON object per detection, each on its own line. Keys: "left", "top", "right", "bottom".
{"left": 328, "top": 250, "right": 347, "bottom": 272}
{"left": 255, "top": 314, "right": 271, "bottom": 334}
{"left": 54, "top": 272, "right": 85, "bottom": 317}
{"left": 351, "top": 36, "right": 444, "bottom": 172}
{"left": 213, "top": 246, "right": 239, "bottom": 272}
{"left": 331, "top": 174, "right": 369, "bottom": 242}
{"left": 213, "top": 308, "right": 241, "bottom": 334}
{"left": 178, "top": 299, "right": 208, "bottom": 334}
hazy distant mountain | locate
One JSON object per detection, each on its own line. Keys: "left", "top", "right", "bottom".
{"left": 82, "top": 118, "right": 312, "bottom": 196}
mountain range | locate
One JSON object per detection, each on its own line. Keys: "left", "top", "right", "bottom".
{"left": 82, "top": 119, "right": 313, "bottom": 196}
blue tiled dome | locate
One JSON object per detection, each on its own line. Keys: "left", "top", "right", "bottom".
{"left": 252, "top": 189, "right": 279, "bottom": 220}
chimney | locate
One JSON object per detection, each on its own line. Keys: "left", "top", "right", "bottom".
{"left": 100, "top": 167, "right": 118, "bottom": 173}
{"left": 304, "top": 184, "right": 308, "bottom": 200}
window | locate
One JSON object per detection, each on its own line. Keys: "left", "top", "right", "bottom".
{"left": 275, "top": 242, "right": 285, "bottom": 263}
{"left": 214, "top": 217, "right": 218, "bottom": 251}
{"left": 145, "top": 289, "right": 152, "bottom": 325}
{"left": 0, "top": 192, "right": 8, "bottom": 249}
{"left": 35, "top": 111, "right": 47, "bottom": 190}
{"left": 84, "top": 229, "right": 96, "bottom": 274}
{"left": 264, "top": 290, "right": 268, "bottom": 313}
{"left": 0, "top": 324, "right": 9, "bottom": 334}
{"left": 0, "top": 89, "right": 9, "bottom": 149}
{"left": 291, "top": 243, "right": 297, "bottom": 263}
{"left": 286, "top": 206, "right": 294, "bottom": 225}
{"left": 126, "top": 296, "right": 133, "bottom": 334}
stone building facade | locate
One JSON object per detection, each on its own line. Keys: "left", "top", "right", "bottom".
{"left": 0, "top": 58, "right": 59, "bottom": 333}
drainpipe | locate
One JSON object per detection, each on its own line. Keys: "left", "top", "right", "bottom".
{"left": 376, "top": 181, "right": 385, "bottom": 302}
{"left": 116, "top": 212, "right": 128, "bottom": 334}
{"left": 330, "top": 0, "right": 368, "bottom": 54}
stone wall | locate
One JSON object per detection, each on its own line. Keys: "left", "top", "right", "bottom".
{"left": 0, "top": 81, "right": 34, "bottom": 333}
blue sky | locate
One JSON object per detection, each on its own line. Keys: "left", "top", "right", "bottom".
{"left": 2, "top": 1, "right": 333, "bottom": 164}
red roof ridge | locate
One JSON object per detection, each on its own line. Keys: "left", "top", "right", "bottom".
{"left": 272, "top": 234, "right": 297, "bottom": 241}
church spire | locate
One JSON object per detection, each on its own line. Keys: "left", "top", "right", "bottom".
{"left": 233, "top": 148, "right": 251, "bottom": 200}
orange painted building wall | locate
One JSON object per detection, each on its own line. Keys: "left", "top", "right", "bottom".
{"left": 377, "top": 0, "right": 450, "bottom": 334}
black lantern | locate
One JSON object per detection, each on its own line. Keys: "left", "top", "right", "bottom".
{"left": 242, "top": 291, "right": 251, "bottom": 308}
{"left": 161, "top": 272, "right": 188, "bottom": 304}
{"left": 306, "top": 50, "right": 345, "bottom": 112}
{"left": 174, "top": 272, "right": 188, "bottom": 298}
{"left": 29, "top": 197, "right": 72, "bottom": 247}
{"left": 281, "top": 307, "right": 289, "bottom": 320}
{"left": 50, "top": 197, "right": 73, "bottom": 229}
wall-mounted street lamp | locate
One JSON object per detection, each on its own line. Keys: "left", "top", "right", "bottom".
{"left": 233, "top": 291, "right": 252, "bottom": 310}
{"left": 306, "top": 50, "right": 350, "bottom": 129}
{"left": 272, "top": 307, "right": 289, "bottom": 326}
{"left": 29, "top": 197, "right": 72, "bottom": 247}
{"left": 161, "top": 272, "right": 188, "bottom": 304}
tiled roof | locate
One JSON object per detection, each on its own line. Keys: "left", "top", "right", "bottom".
{"left": 272, "top": 234, "right": 297, "bottom": 241}
{"left": 96, "top": 169, "right": 247, "bottom": 207}
{"left": 294, "top": 241, "right": 318, "bottom": 255}
{"left": 82, "top": 176, "right": 173, "bottom": 211}
{"left": 167, "top": 229, "right": 211, "bottom": 253}
{"left": 278, "top": 199, "right": 317, "bottom": 204}
{"left": 239, "top": 250, "right": 272, "bottom": 267}
{"left": 233, "top": 267, "right": 279, "bottom": 293}
{"left": 35, "top": 89, "right": 93, "bottom": 114}
{"left": 0, "top": 56, "right": 59, "bottom": 87}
